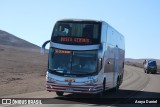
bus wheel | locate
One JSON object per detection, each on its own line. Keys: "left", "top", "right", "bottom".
{"left": 56, "top": 91, "right": 64, "bottom": 96}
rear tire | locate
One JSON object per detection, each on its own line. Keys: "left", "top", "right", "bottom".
{"left": 56, "top": 91, "right": 64, "bottom": 96}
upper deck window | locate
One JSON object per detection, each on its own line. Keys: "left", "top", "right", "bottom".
{"left": 51, "top": 21, "right": 101, "bottom": 45}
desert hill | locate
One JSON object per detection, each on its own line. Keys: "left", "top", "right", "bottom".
{"left": 0, "top": 30, "right": 39, "bottom": 49}
{"left": 0, "top": 30, "right": 48, "bottom": 96}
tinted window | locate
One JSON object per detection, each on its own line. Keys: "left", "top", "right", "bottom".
{"left": 51, "top": 21, "right": 101, "bottom": 45}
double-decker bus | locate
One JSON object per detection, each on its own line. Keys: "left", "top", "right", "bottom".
{"left": 41, "top": 19, "right": 125, "bottom": 96}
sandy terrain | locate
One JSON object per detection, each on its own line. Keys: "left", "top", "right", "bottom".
{"left": 0, "top": 45, "right": 48, "bottom": 96}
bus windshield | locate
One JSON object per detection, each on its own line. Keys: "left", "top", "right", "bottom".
{"left": 51, "top": 21, "right": 101, "bottom": 45}
{"left": 48, "top": 48, "right": 98, "bottom": 75}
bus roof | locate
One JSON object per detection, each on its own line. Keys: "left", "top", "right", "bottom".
{"left": 57, "top": 19, "right": 102, "bottom": 23}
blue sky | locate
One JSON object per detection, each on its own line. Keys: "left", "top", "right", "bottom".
{"left": 0, "top": 0, "right": 160, "bottom": 59}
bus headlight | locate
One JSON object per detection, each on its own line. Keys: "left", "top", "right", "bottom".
{"left": 47, "top": 77, "right": 55, "bottom": 82}
{"left": 90, "top": 79, "right": 98, "bottom": 84}
{"left": 85, "top": 78, "right": 98, "bottom": 84}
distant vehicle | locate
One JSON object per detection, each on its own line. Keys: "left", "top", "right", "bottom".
{"left": 143, "top": 60, "right": 157, "bottom": 74}
{"left": 41, "top": 19, "right": 125, "bottom": 96}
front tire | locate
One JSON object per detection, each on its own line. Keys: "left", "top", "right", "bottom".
{"left": 56, "top": 91, "right": 64, "bottom": 96}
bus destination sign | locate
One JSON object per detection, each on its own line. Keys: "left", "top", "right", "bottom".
{"left": 60, "top": 37, "right": 90, "bottom": 43}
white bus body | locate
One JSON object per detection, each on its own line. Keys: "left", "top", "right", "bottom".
{"left": 41, "top": 19, "right": 125, "bottom": 96}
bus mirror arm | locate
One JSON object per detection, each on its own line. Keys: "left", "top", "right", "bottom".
{"left": 41, "top": 40, "right": 50, "bottom": 55}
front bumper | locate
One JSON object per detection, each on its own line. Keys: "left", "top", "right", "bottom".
{"left": 46, "top": 81, "right": 103, "bottom": 94}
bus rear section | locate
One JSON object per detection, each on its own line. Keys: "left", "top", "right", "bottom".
{"left": 41, "top": 19, "right": 125, "bottom": 96}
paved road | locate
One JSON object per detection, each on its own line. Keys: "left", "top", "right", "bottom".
{"left": 1, "top": 65, "right": 160, "bottom": 107}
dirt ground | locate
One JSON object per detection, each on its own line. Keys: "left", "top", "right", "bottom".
{"left": 0, "top": 45, "right": 48, "bottom": 97}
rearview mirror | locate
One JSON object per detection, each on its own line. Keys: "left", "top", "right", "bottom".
{"left": 41, "top": 40, "right": 50, "bottom": 55}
